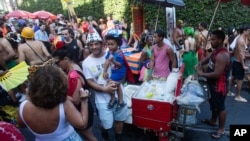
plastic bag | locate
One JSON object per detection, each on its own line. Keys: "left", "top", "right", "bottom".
{"left": 135, "top": 80, "right": 175, "bottom": 104}
{"left": 176, "top": 93, "right": 205, "bottom": 112}
{"left": 181, "top": 80, "right": 205, "bottom": 98}
{"left": 165, "top": 72, "right": 179, "bottom": 93}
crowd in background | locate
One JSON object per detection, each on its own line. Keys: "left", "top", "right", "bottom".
{"left": 0, "top": 12, "right": 250, "bottom": 140}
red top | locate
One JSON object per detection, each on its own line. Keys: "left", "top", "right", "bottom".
{"left": 68, "top": 70, "right": 84, "bottom": 97}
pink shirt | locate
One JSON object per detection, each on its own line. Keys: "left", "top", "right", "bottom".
{"left": 153, "top": 44, "right": 170, "bottom": 78}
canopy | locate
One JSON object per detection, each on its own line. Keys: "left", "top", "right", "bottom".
{"left": 33, "top": 10, "right": 57, "bottom": 20}
{"left": 140, "top": 0, "right": 185, "bottom": 8}
{"left": 5, "top": 10, "right": 36, "bottom": 19}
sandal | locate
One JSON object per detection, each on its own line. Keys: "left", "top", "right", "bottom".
{"left": 201, "top": 119, "right": 217, "bottom": 127}
{"left": 107, "top": 98, "right": 118, "bottom": 109}
{"left": 211, "top": 131, "right": 225, "bottom": 139}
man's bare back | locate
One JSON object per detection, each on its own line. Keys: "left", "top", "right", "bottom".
{"left": 199, "top": 30, "right": 208, "bottom": 48}
{"left": 18, "top": 40, "right": 51, "bottom": 65}
{"left": 0, "top": 37, "right": 15, "bottom": 69}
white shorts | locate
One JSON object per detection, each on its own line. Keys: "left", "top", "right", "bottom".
{"left": 96, "top": 102, "right": 128, "bottom": 129}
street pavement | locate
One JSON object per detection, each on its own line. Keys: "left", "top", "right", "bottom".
{"left": 19, "top": 84, "right": 250, "bottom": 141}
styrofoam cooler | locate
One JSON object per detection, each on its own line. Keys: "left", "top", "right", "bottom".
{"left": 131, "top": 65, "right": 185, "bottom": 132}
{"left": 123, "top": 85, "right": 140, "bottom": 124}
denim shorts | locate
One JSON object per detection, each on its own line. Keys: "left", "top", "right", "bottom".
{"left": 63, "top": 131, "right": 83, "bottom": 141}
{"left": 96, "top": 103, "right": 128, "bottom": 129}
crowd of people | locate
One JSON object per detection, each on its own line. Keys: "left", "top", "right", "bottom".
{"left": 0, "top": 12, "right": 250, "bottom": 140}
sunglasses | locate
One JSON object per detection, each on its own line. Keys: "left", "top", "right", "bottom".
{"left": 55, "top": 58, "right": 63, "bottom": 65}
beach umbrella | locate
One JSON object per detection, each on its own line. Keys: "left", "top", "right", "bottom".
{"left": 241, "top": 0, "right": 250, "bottom": 6}
{"left": 33, "top": 10, "right": 57, "bottom": 20}
{"left": 5, "top": 10, "right": 35, "bottom": 19}
{"left": 0, "top": 62, "right": 29, "bottom": 91}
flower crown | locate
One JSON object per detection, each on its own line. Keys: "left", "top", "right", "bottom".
{"left": 55, "top": 41, "right": 65, "bottom": 50}
{"left": 28, "top": 59, "right": 55, "bottom": 76}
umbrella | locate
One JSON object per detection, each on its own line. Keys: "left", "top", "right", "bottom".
{"left": 0, "top": 62, "right": 29, "bottom": 91}
{"left": 33, "top": 10, "right": 57, "bottom": 20}
{"left": 140, "top": 0, "right": 185, "bottom": 30}
{"left": 5, "top": 10, "right": 35, "bottom": 19}
{"left": 140, "top": 0, "right": 185, "bottom": 8}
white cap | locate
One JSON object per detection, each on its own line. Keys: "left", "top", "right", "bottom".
{"left": 58, "top": 21, "right": 66, "bottom": 25}
{"left": 86, "top": 26, "right": 103, "bottom": 44}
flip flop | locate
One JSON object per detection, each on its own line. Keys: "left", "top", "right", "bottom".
{"left": 201, "top": 119, "right": 217, "bottom": 127}
{"left": 211, "top": 131, "right": 225, "bottom": 139}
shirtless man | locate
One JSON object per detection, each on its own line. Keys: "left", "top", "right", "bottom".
{"left": 198, "top": 22, "right": 209, "bottom": 51}
{"left": 0, "top": 31, "right": 15, "bottom": 70}
{"left": 173, "top": 20, "right": 185, "bottom": 51}
{"left": 18, "top": 27, "right": 51, "bottom": 65}
{"left": 228, "top": 25, "right": 250, "bottom": 102}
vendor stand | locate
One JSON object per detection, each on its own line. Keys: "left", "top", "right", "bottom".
{"left": 124, "top": 65, "right": 184, "bottom": 141}
{"left": 123, "top": 64, "right": 206, "bottom": 141}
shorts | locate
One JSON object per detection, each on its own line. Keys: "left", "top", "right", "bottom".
{"left": 6, "top": 60, "right": 17, "bottom": 69}
{"left": 63, "top": 131, "right": 83, "bottom": 141}
{"left": 232, "top": 61, "right": 244, "bottom": 80}
{"left": 96, "top": 102, "right": 128, "bottom": 129}
{"left": 208, "top": 86, "right": 226, "bottom": 112}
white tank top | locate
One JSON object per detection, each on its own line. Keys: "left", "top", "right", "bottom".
{"left": 19, "top": 100, "right": 75, "bottom": 141}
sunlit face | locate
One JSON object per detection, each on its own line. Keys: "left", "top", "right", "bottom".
{"left": 88, "top": 41, "right": 103, "bottom": 56}
{"left": 146, "top": 36, "right": 153, "bottom": 45}
{"left": 246, "top": 29, "right": 250, "bottom": 36}
{"left": 61, "top": 29, "right": 70, "bottom": 40}
{"left": 40, "top": 25, "right": 45, "bottom": 31}
{"left": 107, "top": 16, "right": 111, "bottom": 21}
{"left": 106, "top": 39, "right": 119, "bottom": 52}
